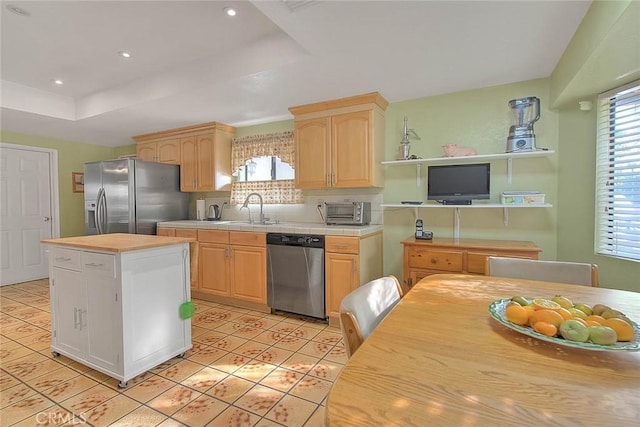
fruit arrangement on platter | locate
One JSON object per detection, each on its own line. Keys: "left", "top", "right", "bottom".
{"left": 502, "top": 295, "right": 635, "bottom": 345}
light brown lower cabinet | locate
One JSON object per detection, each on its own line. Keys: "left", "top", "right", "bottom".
{"left": 401, "top": 237, "right": 542, "bottom": 292}
{"left": 197, "top": 230, "right": 266, "bottom": 308}
{"left": 325, "top": 233, "right": 383, "bottom": 327}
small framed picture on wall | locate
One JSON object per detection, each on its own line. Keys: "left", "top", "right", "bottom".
{"left": 72, "top": 172, "right": 84, "bottom": 193}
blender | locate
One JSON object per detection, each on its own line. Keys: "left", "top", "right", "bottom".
{"left": 506, "top": 97, "right": 540, "bottom": 153}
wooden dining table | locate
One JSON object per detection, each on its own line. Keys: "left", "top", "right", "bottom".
{"left": 326, "top": 274, "right": 640, "bottom": 426}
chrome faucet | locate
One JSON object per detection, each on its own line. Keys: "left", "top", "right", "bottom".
{"left": 241, "top": 192, "right": 268, "bottom": 224}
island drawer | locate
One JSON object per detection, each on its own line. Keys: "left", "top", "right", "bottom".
{"left": 83, "top": 252, "right": 116, "bottom": 278}
{"left": 51, "top": 247, "right": 82, "bottom": 271}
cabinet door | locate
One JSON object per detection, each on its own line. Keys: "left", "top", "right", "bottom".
{"left": 295, "top": 117, "right": 331, "bottom": 189}
{"left": 136, "top": 142, "right": 156, "bottom": 162}
{"left": 230, "top": 245, "right": 266, "bottom": 304}
{"left": 84, "top": 275, "right": 120, "bottom": 371}
{"left": 332, "top": 110, "right": 372, "bottom": 188}
{"left": 156, "top": 227, "right": 176, "bottom": 237}
{"left": 196, "top": 133, "right": 215, "bottom": 191}
{"left": 199, "top": 244, "right": 230, "bottom": 296}
{"left": 180, "top": 136, "right": 197, "bottom": 192}
{"left": 51, "top": 268, "right": 85, "bottom": 357}
{"left": 325, "top": 252, "right": 359, "bottom": 319}
{"left": 157, "top": 139, "right": 180, "bottom": 164}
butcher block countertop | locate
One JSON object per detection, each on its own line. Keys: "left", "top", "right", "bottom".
{"left": 42, "top": 233, "right": 194, "bottom": 252}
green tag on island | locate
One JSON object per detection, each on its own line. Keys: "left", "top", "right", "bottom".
{"left": 179, "top": 301, "right": 195, "bottom": 319}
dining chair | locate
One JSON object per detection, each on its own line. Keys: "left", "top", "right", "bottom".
{"left": 339, "top": 275, "right": 404, "bottom": 358}
{"left": 486, "top": 257, "right": 599, "bottom": 287}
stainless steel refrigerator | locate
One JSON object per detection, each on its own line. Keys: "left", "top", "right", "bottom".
{"left": 84, "top": 159, "right": 189, "bottom": 235}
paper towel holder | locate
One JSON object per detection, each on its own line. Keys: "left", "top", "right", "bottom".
{"left": 196, "top": 199, "right": 206, "bottom": 221}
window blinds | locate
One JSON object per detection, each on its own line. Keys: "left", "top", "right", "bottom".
{"left": 595, "top": 80, "right": 640, "bottom": 261}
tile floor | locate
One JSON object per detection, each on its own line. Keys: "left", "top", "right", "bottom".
{"left": 1, "top": 279, "right": 346, "bottom": 426}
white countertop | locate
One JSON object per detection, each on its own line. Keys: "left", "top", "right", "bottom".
{"left": 157, "top": 220, "right": 383, "bottom": 237}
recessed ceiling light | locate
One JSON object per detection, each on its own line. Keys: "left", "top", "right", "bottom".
{"left": 118, "top": 51, "right": 132, "bottom": 59}
{"left": 54, "top": 79, "right": 64, "bottom": 85}
{"left": 223, "top": 7, "right": 237, "bottom": 17}
{"left": 6, "top": 4, "right": 30, "bottom": 16}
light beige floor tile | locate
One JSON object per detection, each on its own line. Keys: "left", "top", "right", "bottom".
{"left": 187, "top": 346, "right": 228, "bottom": 365}
{"left": 309, "top": 360, "right": 343, "bottom": 382}
{"left": 303, "top": 404, "right": 327, "bottom": 427}
{"left": 9, "top": 305, "right": 46, "bottom": 321}
{"left": 234, "top": 360, "right": 277, "bottom": 382}
{"left": 205, "top": 375, "right": 254, "bottom": 404}
{"left": 157, "top": 359, "right": 205, "bottom": 382}
{"left": 147, "top": 384, "right": 200, "bottom": 416}
{"left": 253, "top": 330, "right": 285, "bottom": 345}
{"left": 289, "top": 326, "right": 322, "bottom": 340}
{"left": 11, "top": 404, "right": 75, "bottom": 427}
{"left": 84, "top": 368, "right": 111, "bottom": 383}
{"left": 281, "top": 353, "right": 319, "bottom": 374}
{"left": 0, "top": 369, "right": 20, "bottom": 391}
{"left": 273, "top": 336, "right": 308, "bottom": 352}
{"left": 254, "top": 418, "right": 284, "bottom": 427}
{"left": 82, "top": 394, "right": 141, "bottom": 426}
{"left": 297, "top": 341, "right": 332, "bottom": 359}
{"left": 194, "top": 330, "right": 227, "bottom": 346}
{"left": 259, "top": 368, "right": 303, "bottom": 393}
{"left": 264, "top": 394, "right": 318, "bottom": 427}
{"left": 25, "top": 366, "right": 80, "bottom": 391}
{"left": 181, "top": 367, "right": 228, "bottom": 393}
{"left": 2, "top": 323, "right": 46, "bottom": 341}
{"left": 108, "top": 405, "right": 168, "bottom": 426}
{"left": 40, "top": 375, "right": 100, "bottom": 403}
{"left": 1, "top": 383, "right": 37, "bottom": 409}
{"left": 2, "top": 352, "right": 60, "bottom": 381}
{"left": 123, "top": 376, "right": 177, "bottom": 403}
{"left": 0, "top": 342, "right": 34, "bottom": 362}
{"left": 269, "top": 322, "right": 299, "bottom": 335}
{"left": 288, "top": 375, "right": 332, "bottom": 404}
{"left": 156, "top": 418, "right": 189, "bottom": 427}
{"left": 312, "top": 330, "right": 342, "bottom": 346}
{"left": 212, "top": 335, "right": 249, "bottom": 352}
{"left": 1, "top": 394, "right": 56, "bottom": 425}
{"left": 172, "top": 394, "right": 228, "bottom": 427}
{"left": 149, "top": 358, "right": 182, "bottom": 374}
{"left": 322, "top": 346, "right": 347, "bottom": 364}
{"left": 256, "top": 347, "right": 294, "bottom": 365}
{"left": 233, "top": 341, "right": 270, "bottom": 358}
{"left": 207, "top": 405, "right": 261, "bottom": 426}
{"left": 234, "top": 384, "right": 284, "bottom": 417}
{"left": 60, "top": 383, "right": 118, "bottom": 414}
{"left": 231, "top": 326, "right": 264, "bottom": 340}
{"left": 213, "top": 352, "right": 250, "bottom": 374}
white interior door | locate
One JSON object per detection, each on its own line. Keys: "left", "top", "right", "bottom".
{"left": 0, "top": 145, "right": 56, "bottom": 285}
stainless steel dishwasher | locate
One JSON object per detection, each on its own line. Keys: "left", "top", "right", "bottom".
{"left": 266, "top": 233, "right": 325, "bottom": 319}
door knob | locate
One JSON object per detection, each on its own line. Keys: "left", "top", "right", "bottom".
{"left": 43, "top": 217, "right": 51, "bottom": 222}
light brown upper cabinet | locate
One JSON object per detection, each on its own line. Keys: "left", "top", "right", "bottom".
{"left": 134, "top": 122, "right": 235, "bottom": 192}
{"left": 134, "top": 138, "right": 181, "bottom": 164}
{"left": 289, "top": 92, "right": 388, "bottom": 189}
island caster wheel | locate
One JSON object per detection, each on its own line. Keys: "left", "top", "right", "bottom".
{"left": 118, "top": 381, "right": 128, "bottom": 389}
{"left": 51, "top": 351, "right": 60, "bottom": 357}
{"left": 176, "top": 353, "right": 185, "bottom": 359}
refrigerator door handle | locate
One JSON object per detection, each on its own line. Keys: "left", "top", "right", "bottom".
{"left": 95, "top": 188, "right": 104, "bottom": 234}
{"left": 99, "top": 188, "right": 108, "bottom": 234}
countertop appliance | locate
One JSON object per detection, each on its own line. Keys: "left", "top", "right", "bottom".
{"left": 84, "top": 158, "right": 188, "bottom": 235}
{"left": 325, "top": 202, "right": 371, "bottom": 225}
{"left": 506, "top": 96, "right": 540, "bottom": 153}
{"left": 207, "top": 202, "right": 227, "bottom": 221}
{"left": 266, "top": 233, "right": 325, "bottom": 319}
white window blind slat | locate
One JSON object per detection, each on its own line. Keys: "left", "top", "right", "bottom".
{"left": 595, "top": 80, "right": 640, "bottom": 261}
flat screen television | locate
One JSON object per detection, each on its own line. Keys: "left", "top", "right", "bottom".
{"left": 427, "top": 163, "right": 490, "bottom": 205}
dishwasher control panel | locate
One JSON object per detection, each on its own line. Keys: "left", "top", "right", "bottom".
{"left": 267, "top": 233, "right": 325, "bottom": 248}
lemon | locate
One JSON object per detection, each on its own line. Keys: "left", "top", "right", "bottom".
{"left": 551, "top": 295, "right": 573, "bottom": 310}
{"left": 532, "top": 298, "right": 562, "bottom": 311}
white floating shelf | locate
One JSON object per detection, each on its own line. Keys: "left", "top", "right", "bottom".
{"left": 381, "top": 150, "right": 555, "bottom": 165}
{"left": 381, "top": 203, "right": 552, "bottom": 208}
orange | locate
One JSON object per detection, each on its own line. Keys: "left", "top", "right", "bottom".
{"left": 505, "top": 304, "right": 531, "bottom": 326}
{"left": 555, "top": 307, "right": 573, "bottom": 320}
{"left": 532, "top": 299, "right": 562, "bottom": 311}
{"left": 585, "top": 315, "right": 606, "bottom": 325}
{"left": 529, "top": 309, "right": 564, "bottom": 328}
{"left": 603, "top": 318, "right": 635, "bottom": 341}
{"left": 586, "top": 320, "right": 602, "bottom": 327}
{"left": 533, "top": 321, "right": 558, "bottom": 337}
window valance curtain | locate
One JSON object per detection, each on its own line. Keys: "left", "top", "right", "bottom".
{"left": 230, "top": 131, "right": 304, "bottom": 205}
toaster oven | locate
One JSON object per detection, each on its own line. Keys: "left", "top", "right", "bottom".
{"left": 325, "top": 202, "right": 371, "bottom": 225}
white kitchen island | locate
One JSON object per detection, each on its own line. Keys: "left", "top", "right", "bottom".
{"left": 42, "top": 233, "right": 194, "bottom": 388}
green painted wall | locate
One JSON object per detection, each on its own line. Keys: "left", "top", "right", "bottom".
{"left": 381, "top": 79, "right": 559, "bottom": 281}
{"left": 1, "top": 131, "right": 116, "bottom": 237}
{"left": 551, "top": 0, "right": 640, "bottom": 292}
